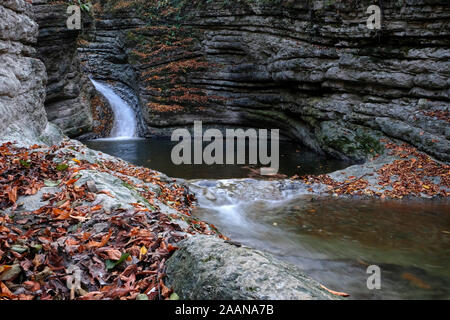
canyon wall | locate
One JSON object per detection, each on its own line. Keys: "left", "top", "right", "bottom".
{"left": 113, "top": 0, "right": 449, "bottom": 162}
{"left": 177, "top": 0, "right": 450, "bottom": 162}
{"left": 35, "top": 0, "right": 449, "bottom": 162}
{"left": 155, "top": 0, "right": 449, "bottom": 162}
{"left": 76, "top": 3, "right": 146, "bottom": 136}
{"left": 33, "top": 0, "right": 95, "bottom": 138}
{"left": 0, "top": 0, "right": 52, "bottom": 144}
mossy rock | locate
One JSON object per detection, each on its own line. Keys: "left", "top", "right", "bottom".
{"left": 317, "top": 121, "right": 384, "bottom": 161}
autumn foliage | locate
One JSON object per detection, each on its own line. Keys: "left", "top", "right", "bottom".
{"left": 90, "top": 94, "right": 114, "bottom": 137}
{"left": 296, "top": 140, "right": 450, "bottom": 199}
{"left": 0, "top": 141, "right": 219, "bottom": 300}
{"left": 91, "top": 0, "right": 226, "bottom": 115}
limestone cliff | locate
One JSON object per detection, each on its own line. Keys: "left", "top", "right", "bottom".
{"left": 80, "top": 0, "right": 449, "bottom": 162}
{"left": 23, "top": 0, "right": 449, "bottom": 162}
{"left": 0, "top": 0, "right": 55, "bottom": 144}
{"left": 179, "top": 0, "right": 450, "bottom": 162}
{"left": 33, "top": 0, "right": 94, "bottom": 138}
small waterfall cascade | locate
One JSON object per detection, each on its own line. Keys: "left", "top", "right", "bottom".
{"left": 91, "top": 79, "right": 137, "bottom": 139}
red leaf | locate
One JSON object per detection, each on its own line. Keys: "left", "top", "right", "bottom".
{"left": 320, "top": 284, "right": 350, "bottom": 297}
{"left": 7, "top": 186, "right": 18, "bottom": 204}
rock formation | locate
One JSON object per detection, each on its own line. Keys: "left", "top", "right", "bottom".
{"left": 0, "top": 0, "right": 448, "bottom": 301}
{"left": 0, "top": 0, "right": 58, "bottom": 145}
{"left": 33, "top": 0, "right": 94, "bottom": 138}
{"left": 78, "top": 0, "right": 449, "bottom": 162}
{"left": 166, "top": 235, "right": 338, "bottom": 300}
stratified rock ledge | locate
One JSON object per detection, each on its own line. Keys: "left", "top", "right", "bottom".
{"left": 165, "top": 235, "right": 338, "bottom": 300}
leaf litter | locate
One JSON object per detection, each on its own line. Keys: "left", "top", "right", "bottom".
{"left": 0, "top": 141, "right": 223, "bottom": 300}
{"left": 293, "top": 140, "right": 449, "bottom": 199}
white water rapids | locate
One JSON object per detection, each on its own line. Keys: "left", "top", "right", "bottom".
{"left": 91, "top": 79, "right": 137, "bottom": 139}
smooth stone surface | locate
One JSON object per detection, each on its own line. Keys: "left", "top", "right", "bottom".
{"left": 165, "top": 235, "right": 338, "bottom": 300}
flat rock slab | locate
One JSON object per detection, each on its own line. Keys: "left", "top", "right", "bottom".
{"left": 165, "top": 235, "right": 338, "bottom": 300}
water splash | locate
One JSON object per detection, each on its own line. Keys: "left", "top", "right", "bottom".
{"left": 189, "top": 179, "right": 314, "bottom": 232}
{"left": 91, "top": 79, "right": 137, "bottom": 139}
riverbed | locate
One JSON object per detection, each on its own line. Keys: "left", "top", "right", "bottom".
{"left": 85, "top": 138, "right": 450, "bottom": 300}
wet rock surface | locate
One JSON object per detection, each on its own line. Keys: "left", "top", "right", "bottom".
{"left": 0, "top": 0, "right": 50, "bottom": 144}
{"left": 165, "top": 234, "right": 338, "bottom": 300}
{"left": 33, "top": 1, "right": 95, "bottom": 138}
{"left": 78, "top": 0, "right": 449, "bottom": 162}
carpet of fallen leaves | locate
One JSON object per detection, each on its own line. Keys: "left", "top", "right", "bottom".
{"left": 0, "top": 141, "right": 218, "bottom": 300}
{"left": 422, "top": 110, "right": 450, "bottom": 123}
{"left": 295, "top": 140, "right": 450, "bottom": 199}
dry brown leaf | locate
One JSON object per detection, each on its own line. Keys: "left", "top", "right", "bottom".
{"left": 320, "top": 284, "right": 350, "bottom": 297}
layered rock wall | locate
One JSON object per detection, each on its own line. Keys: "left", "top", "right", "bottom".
{"left": 33, "top": 0, "right": 94, "bottom": 138}
{"left": 36, "top": 0, "right": 449, "bottom": 162}
{"left": 0, "top": 0, "right": 50, "bottom": 143}
{"left": 75, "top": 3, "right": 146, "bottom": 135}
{"left": 179, "top": 0, "right": 450, "bottom": 161}
{"left": 84, "top": 0, "right": 449, "bottom": 162}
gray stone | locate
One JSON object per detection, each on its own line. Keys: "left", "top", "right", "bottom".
{"left": 165, "top": 235, "right": 338, "bottom": 300}
{"left": 72, "top": 0, "right": 449, "bottom": 162}
{"left": 33, "top": 1, "right": 94, "bottom": 138}
{"left": 0, "top": 0, "right": 49, "bottom": 145}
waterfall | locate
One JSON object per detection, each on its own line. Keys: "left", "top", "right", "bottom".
{"left": 91, "top": 79, "right": 137, "bottom": 139}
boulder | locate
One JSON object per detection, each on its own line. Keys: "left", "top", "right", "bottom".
{"left": 165, "top": 235, "right": 338, "bottom": 300}
{"left": 0, "top": 0, "right": 54, "bottom": 145}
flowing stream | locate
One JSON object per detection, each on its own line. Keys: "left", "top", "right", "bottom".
{"left": 91, "top": 79, "right": 137, "bottom": 139}
{"left": 190, "top": 179, "right": 450, "bottom": 300}
{"left": 85, "top": 138, "right": 450, "bottom": 300}
{"left": 86, "top": 83, "right": 450, "bottom": 300}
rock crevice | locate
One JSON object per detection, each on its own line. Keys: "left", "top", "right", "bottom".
{"left": 33, "top": 1, "right": 95, "bottom": 138}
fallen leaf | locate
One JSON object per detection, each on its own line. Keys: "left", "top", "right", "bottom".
{"left": 104, "top": 249, "right": 122, "bottom": 261}
{"left": 0, "top": 282, "right": 14, "bottom": 298}
{"left": 167, "top": 244, "right": 178, "bottom": 253}
{"left": 139, "top": 246, "right": 148, "bottom": 260}
{"left": 320, "top": 284, "right": 350, "bottom": 297}
{"left": 0, "top": 265, "right": 12, "bottom": 275}
{"left": 99, "top": 190, "right": 115, "bottom": 198}
{"left": 65, "top": 238, "right": 80, "bottom": 246}
{"left": 0, "top": 226, "right": 10, "bottom": 233}
{"left": 402, "top": 273, "right": 431, "bottom": 289}
{"left": 23, "top": 281, "right": 41, "bottom": 292}
{"left": 7, "top": 186, "right": 18, "bottom": 204}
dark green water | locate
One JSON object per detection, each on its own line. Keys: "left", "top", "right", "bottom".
{"left": 85, "top": 138, "right": 351, "bottom": 179}
{"left": 85, "top": 138, "right": 450, "bottom": 300}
